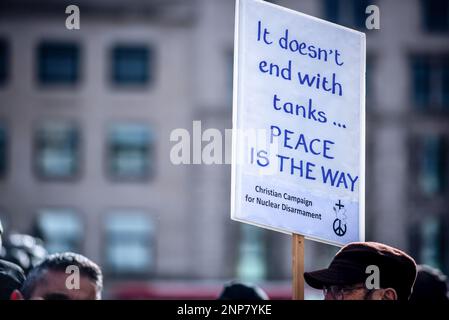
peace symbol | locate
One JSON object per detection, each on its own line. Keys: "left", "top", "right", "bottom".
{"left": 333, "top": 218, "right": 347, "bottom": 237}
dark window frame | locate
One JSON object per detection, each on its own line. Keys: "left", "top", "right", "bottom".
{"left": 110, "top": 44, "right": 154, "bottom": 87}
{"left": 408, "top": 133, "right": 448, "bottom": 199}
{"left": 102, "top": 208, "right": 156, "bottom": 277}
{"left": 408, "top": 214, "right": 448, "bottom": 275}
{"left": 37, "top": 41, "right": 81, "bottom": 86}
{"left": 421, "top": 0, "right": 449, "bottom": 33}
{"left": 0, "top": 38, "right": 9, "bottom": 87}
{"left": 410, "top": 54, "right": 449, "bottom": 112}
{"left": 105, "top": 122, "right": 155, "bottom": 182}
{"left": 33, "top": 120, "right": 82, "bottom": 181}
{"left": 322, "top": 0, "right": 372, "bottom": 31}
{"left": 236, "top": 223, "right": 268, "bottom": 281}
{"left": 33, "top": 207, "right": 84, "bottom": 254}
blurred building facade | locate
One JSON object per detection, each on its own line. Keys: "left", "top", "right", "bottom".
{"left": 0, "top": 0, "right": 448, "bottom": 295}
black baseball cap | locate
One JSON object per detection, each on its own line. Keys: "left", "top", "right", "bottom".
{"left": 304, "top": 242, "right": 417, "bottom": 300}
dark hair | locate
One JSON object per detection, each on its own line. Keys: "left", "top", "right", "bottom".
{"left": 218, "top": 281, "right": 269, "bottom": 300}
{"left": 21, "top": 252, "right": 103, "bottom": 299}
{"left": 0, "top": 259, "right": 26, "bottom": 300}
{"left": 409, "top": 265, "right": 449, "bottom": 302}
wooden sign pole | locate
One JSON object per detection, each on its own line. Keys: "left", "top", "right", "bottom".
{"left": 292, "top": 233, "right": 305, "bottom": 300}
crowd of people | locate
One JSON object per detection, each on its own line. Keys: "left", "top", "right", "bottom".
{"left": 0, "top": 220, "right": 103, "bottom": 300}
{"left": 0, "top": 219, "right": 448, "bottom": 300}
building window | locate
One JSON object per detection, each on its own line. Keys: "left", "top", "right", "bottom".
{"left": 0, "top": 124, "right": 7, "bottom": 178}
{"left": 105, "top": 211, "right": 155, "bottom": 275}
{"left": 420, "top": 217, "right": 444, "bottom": 269}
{"left": 0, "top": 39, "right": 8, "bottom": 86}
{"left": 412, "top": 57, "right": 431, "bottom": 108}
{"left": 35, "top": 122, "right": 80, "bottom": 180}
{"left": 421, "top": 0, "right": 449, "bottom": 33}
{"left": 419, "top": 135, "right": 447, "bottom": 195}
{"left": 107, "top": 123, "right": 154, "bottom": 180}
{"left": 412, "top": 55, "right": 449, "bottom": 111}
{"left": 323, "top": 0, "right": 369, "bottom": 30}
{"left": 38, "top": 42, "right": 80, "bottom": 84}
{"left": 236, "top": 224, "right": 267, "bottom": 281}
{"left": 111, "top": 45, "right": 152, "bottom": 85}
{"left": 35, "top": 208, "right": 83, "bottom": 254}
{"left": 409, "top": 216, "right": 447, "bottom": 273}
{"left": 410, "top": 134, "right": 448, "bottom": 197}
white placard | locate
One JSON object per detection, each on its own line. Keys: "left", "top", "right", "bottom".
{"left": 231, "top": 0, "right": 365, "bottom": 246}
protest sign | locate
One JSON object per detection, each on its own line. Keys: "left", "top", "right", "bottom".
{"left": 231, "top": 0, "right": 366, "bottom": 247}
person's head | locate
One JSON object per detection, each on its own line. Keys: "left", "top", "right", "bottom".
{"left": 304, "top": 242, "right": 417, "bottom": 300}
{"left": 2, "top": 234, "right": 47, "bottom": 274}
{"left": 409, "top": 265, "right": 449, "bottom": 302}
{"left": 218, "top": 281, "right": 269, "bottom": 300}
{"left": 13, "top": 252, "right": 103, "bottom": 300}
{"left": 0, "top": 259, "right": 26, "bottom": 300}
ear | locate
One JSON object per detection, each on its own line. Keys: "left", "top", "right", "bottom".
{"left": 382, "top": 288, "right": 398, "bottom": 300}
{"left": 10, "top": 290, "right": 24, "bottom": 300}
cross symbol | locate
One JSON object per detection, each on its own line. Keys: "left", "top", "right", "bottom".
{"left": 335, "top": 200, "right": 344, "bottom": 210}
